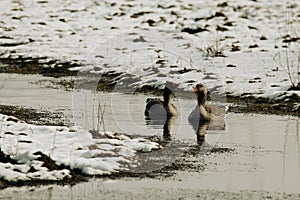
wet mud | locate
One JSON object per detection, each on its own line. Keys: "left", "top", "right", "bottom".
{"left": 0, "top": 56, "right": 78, "bottom": 77}
{"left": 0, "top": 105, "right": 69, "bottom": 126}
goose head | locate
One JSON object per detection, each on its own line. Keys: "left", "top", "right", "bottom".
{"left": 193, "top": 83, "right": 208, "bottom": 105}
{"left": 163, "top": 81, "right": 179, "bottom": 96}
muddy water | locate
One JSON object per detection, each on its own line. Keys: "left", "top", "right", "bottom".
{"left": 0, "top": 73, "right": 219, "bottom": 141}
{"left": 72, "top": 90, "right": 223, "bottom": 142}
{"left": 0, "top": 74, "right": 300, "bottom": 198}
{"left": 0, "top": 74, "right": 72, "bottom": 108}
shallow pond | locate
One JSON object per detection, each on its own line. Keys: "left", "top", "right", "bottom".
{"left": 0, "top": 74, "right": 300, "bottom": 199}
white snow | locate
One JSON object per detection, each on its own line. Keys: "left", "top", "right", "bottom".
{"left": 0, "top": 113, "right": 160, "bottom": 181}
{"left": 0, "top": 0, "right": 299, "bottom": 100}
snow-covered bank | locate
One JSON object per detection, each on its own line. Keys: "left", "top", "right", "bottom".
{"left": 0, "top": 113, "right": 160, "bottom": 182}
{"left": 0, "top": 0, "right": 299, "bottom": 102}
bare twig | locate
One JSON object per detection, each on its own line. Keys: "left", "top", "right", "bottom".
{"left": 203, "top": 34, "right": 226, "bottom": 58}
{"left": 285, "top": 47, "right": 295, "bottom": 87}
{"left": 84, "top": 95, "right": 88, "bottom": 128}
{"left": 92, "top": 97, "right": 95, "bottom": 131}
{"left": 96, "top": 101, "right": 106, "bottom": 134}
{"left": 0, "top": 78, "right": 6, "bottom": 90}
{"left": 97, "top": 101, "right": 101, "bottom": 133}
{"left": 51, "top": 129, "right": 58, "bottom": 157}
{"left": 100, "top": 103, "right": 106, "bottom": 134}
{"left": 297, "top": 51, "right": 300, "bottom": 85}
{"left": 274, "top": 48, "right": 299, "bottom": 89}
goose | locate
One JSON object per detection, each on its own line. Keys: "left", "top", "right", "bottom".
{"left": 144, "top": 81, "right": 179, "bottom": 121}
{"left": 188, "top": 83, "right": 226, "bottom": 144}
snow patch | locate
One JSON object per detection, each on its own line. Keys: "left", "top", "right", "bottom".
{"left": 0, "top": 113, "right": 160, "bottom": 181}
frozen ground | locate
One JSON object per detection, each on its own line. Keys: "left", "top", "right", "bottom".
{"left": 0, "top": 0, "right": 299, "bottom": 100}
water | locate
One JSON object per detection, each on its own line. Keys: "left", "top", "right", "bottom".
{"left": 0, "top": 74, "right": 300, "bottom": 198}
{"left": 72, "top": 90, "right": 223, "bottom": 141}
{"left": 0, "top": 74, "right": 214, "bottom": 141}
{"left": 1, "top": 114, "right": 299, "bottom": 199}
{"left": 0, "top": 74, "right": 73, "bottom": 110}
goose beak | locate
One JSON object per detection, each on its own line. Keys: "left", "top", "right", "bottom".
{"left": 193, "top": 86, "right": 199, "bottom": 92}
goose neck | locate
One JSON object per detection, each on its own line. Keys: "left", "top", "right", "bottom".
{"left": 197, "top": 94, "right": 206, "bottom": 105}
{"left": 163, "top": 92, "right": 172, "bottom": 106}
